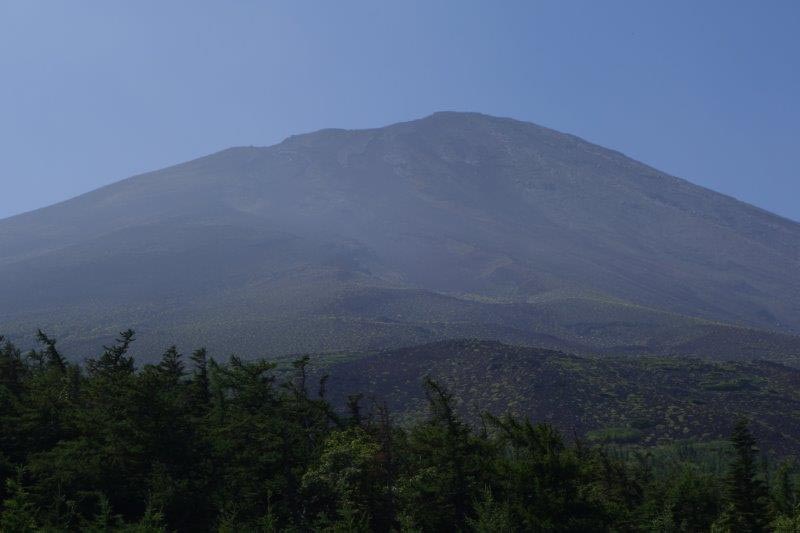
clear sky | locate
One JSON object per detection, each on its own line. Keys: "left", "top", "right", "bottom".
{"left": 1, "top": 1, "right": 798, "bottom": 221}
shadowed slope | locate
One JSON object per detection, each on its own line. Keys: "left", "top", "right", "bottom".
{"left": 322, "top": 339, "right": 800, "bottom": 455}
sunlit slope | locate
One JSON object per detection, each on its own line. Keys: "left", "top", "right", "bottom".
{"left": 1, "top": 112, "right": 799, "bottom": 360}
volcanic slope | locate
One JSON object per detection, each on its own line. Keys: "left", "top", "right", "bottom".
{"left": 1, "top": 112, "right": 799, "bottom": 361}
{"left": 321, "top": 339, "right": 800, "bottom": 456}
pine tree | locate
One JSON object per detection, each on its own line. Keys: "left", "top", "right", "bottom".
{"left": 772, "top": 460, "right": 798, "bottom": 517}
{"left": 87, "top": 329, "right": 136, "bottom": 376}
{"left": 398, "top": 378, "right": 486, "bottom": 531}
{"left": 0, "top": 336, "right": 27, "bottom": 396}
{"left": 156, "top": 345, "right": 185, "bottom": 383}
{"left": 0, "top": 475, "right": 38, "bottom": 532}
{"left": 301, "top": 426, "right": 384, "bottom": 529}
{"left": 188, "top": 348, "right": 211, "bottom": 412}
{"left": 35, "top": 330, "right": 66, "bottom": 371}
{"left": 716, "top": 419, "right": 770, "bottom": 532}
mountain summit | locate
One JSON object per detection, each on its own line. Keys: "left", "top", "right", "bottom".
{"left": 2, "top": 112, "right": 799, "bottom": 360}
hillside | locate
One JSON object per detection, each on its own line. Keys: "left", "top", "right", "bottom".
{"left": 321, "top": 339, "right": 800, "bottom": 456}
{"left": 1, "top": 112, "right": 799, "bottom": 361}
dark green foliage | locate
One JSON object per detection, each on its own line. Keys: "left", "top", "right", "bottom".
{"left": 714, "top": 419, "right": 771, "bottom": 532}
{"left": 34, "top": 329, "right": 66, "bottom": 371}
{"left": 637, "top": 463, "right": 722, "bottom": 531}
{"left": 87, "top": 329, "right": 136, "bottom": 376}
{"left": 397, "top": 378, "right": 489, "bottom": 530}
{"left": 772, "top": 460, "right": 799, "bottom": 518}
{"left": 1, "top": 473, "right": 37, "bottom": 533}
{"left": 484, "top": 414, "right": 621, "bottom": 531}
{"left": 2, "top": 332, "right": 800, "bottom": 531}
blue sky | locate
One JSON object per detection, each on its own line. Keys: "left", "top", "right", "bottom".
{"left": 1, "top": 1, "right": 798, "bottom": 221}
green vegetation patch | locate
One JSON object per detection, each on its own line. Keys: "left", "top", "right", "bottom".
{"left": 587, "top": 426, "right": 643, "bottom": 444}
{"left": 701, "top": 378, "right": 756, "bottom": 391}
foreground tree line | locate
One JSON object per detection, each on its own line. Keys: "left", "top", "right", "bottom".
{"left": 0, "top": 331, "right": 799, "bottom": 532}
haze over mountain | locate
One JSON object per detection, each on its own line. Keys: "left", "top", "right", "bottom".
{"left": 2, "top": 112, "right": 799, "bottom": 362}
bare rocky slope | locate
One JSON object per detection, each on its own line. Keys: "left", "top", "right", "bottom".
{"left": 1, "top": 112, "right": 799, "bottom": 362}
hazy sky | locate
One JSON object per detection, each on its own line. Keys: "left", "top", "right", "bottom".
{"left": 1, "top": 1, "right": 798, "bottom": 221}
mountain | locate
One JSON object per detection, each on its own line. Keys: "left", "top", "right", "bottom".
{"left": 320, "top": 339, "right": 800, "bottom": 456}
{"left": 1, "top": 112, "right": 799, "bottom": 362}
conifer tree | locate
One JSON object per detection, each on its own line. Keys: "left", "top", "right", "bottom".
{"left": 156, "top": 345, "right": 185, "bottom": 383}
{"left": 0, "top": 336, "right": 26, "bottom": 396}
{"left": 716, "top": 419, "right": 770, "bottom": 532}
{"left": 398, "top": 378, "right": 486, "bottom": 531}
{"left": 0, "top": 475, "right": 38, "bottom": 532}
{"left": 87, "top": 329, "right": 136, "bottom": 376}
{"left": 189, "top": 348, "right": 211, "bottom": 412}
{"left": 35, "top": 330, "right": 66, "bottom": 371}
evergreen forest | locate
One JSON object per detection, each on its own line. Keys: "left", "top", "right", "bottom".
{"left": 1, "top": 331, "right": 799, "bottom": 532}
